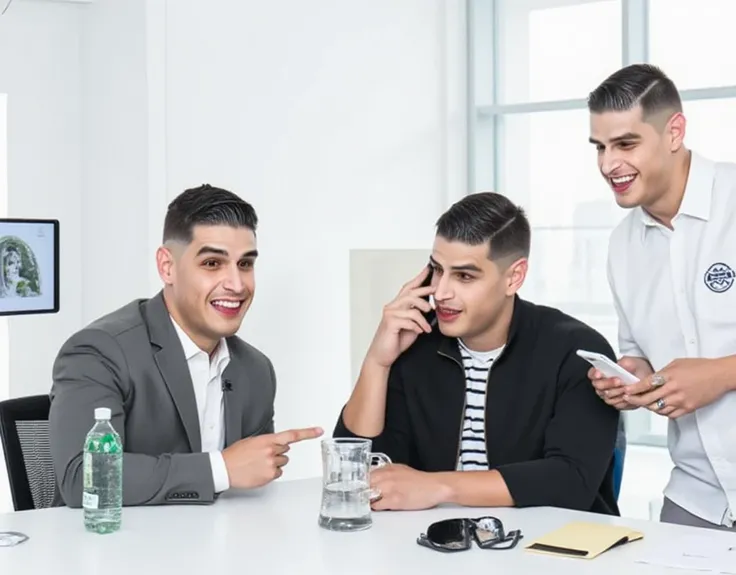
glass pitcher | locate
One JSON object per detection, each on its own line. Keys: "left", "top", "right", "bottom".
{"left": 318, "top": 438, "right": 391, "bottom": 532}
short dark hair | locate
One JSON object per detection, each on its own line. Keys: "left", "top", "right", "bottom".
{"left": 587, "top": 64, "right": 682, "bottom": 120}
{"left": 435, "top": 192, "right": 530, "bottom": 262}
{"left": 163, "top": 184, "right": 258, "bottom": 243}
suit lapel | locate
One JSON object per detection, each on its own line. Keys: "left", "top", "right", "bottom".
{"left": 222, "top": 341, "right": 252, "bottom": 446}
{"left": 145, "top": 292, "right": 202, "bottom": 452}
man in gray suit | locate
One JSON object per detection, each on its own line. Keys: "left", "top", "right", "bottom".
{"left": 50, "top": 185, "right": 323, "bottom": 507}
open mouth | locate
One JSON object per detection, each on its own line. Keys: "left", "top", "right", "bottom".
{"left": 436, "top": 306, "right": 461, "bottom": 322}
{"left": 609, "top": 174, "right": 637, "bottom": 194}
{"left": 210, "top": 299, "right": 244, "bottom": 318}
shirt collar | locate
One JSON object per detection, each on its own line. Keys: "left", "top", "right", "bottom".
{"left": 640, "top": 151, "right": 714, "bottom": 237}
{"left": 170, "top": 315, "right": 230, "bottom": 369}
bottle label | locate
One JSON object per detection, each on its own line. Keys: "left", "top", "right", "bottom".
{"left": 82, "top": 492, "right": 99, "bottom": 509}
{"left": 83, "top": 452, "right": 93, "bottom": 489}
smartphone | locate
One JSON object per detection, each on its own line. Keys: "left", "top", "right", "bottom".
{"left": 419, "top": 264, "right": 437, "bottom": 327}
{"left": 576, "top": 350, "right": 640, "bottom": 384}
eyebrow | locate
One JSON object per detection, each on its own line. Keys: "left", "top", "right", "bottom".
{"left": 429, "top": 255, "right": 482, "bottom": 273}
{"left": 589, "top": 132, "right": 642, "bottom": 145}
{"left": 196, "top": 246, "right": 259, "bottom": 259}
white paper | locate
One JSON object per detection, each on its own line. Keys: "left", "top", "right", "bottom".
{"left": 636, "top": 534, "right": 736, "bottom": 574}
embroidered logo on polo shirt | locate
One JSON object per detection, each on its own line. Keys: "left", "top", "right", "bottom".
{"left": 704, "top": 262, "right": 735, "bottom": 293}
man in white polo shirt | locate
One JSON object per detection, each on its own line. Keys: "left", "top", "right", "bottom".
{"left": 586, "top": 63, "right": 736, "bottom": 530}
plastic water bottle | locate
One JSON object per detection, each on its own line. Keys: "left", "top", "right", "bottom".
{"left": 82, "top": 407, "right": 123, "bottom": 534}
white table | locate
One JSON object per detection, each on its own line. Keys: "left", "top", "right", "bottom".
{"left": 0, "top": 477, "right": 733, "bottom": 574}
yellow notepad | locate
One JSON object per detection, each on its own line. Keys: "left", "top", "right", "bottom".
{"left": 525, "top": 521, "right": 643, "bottom": 559}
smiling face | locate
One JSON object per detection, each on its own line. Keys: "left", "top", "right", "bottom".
{"left": 428, "top": 236, "right": 527, "bottom": 351}
{"left": 589, "top": 105, "right": 686, "bottom": 210}
{"left": 157, "top": 224, "right": 257, "bottom": 353}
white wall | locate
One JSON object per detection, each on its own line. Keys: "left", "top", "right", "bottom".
{"left": 0, "top": 95, "right": 7, "bottom": 404}
{"left": 163, "top": 0, "right": 467, "bottom": 479}
{"left": 79, "top": 0, "right": 159, "bottom": 324}
{"left": 0, "top": 2, "right": 84, "bottom": 399}
{"left": 0, "top": 0, "right": 167, "bottom": 383}
{"left": 0, "top": 0, "right": 465, "bottom": 507}
{"left": 0, "top": 0, "right": 676, "bottom": 522}
{"left": 0, "top": 93, "right": 8, "bottom": 512}
{"left": 0, "top": 0, "right": 85, "bottom": 512}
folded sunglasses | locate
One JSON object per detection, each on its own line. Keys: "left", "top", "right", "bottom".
{"left": 417, "top": 516, "right": 523, "bottom": 553}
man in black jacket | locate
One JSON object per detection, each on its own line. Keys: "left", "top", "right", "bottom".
{"left": 334, "top": 192, "right": 621, "bottom": 515}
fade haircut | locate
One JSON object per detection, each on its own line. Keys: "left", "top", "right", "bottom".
{"left": 163, "top": 184, "right": 258, "bottom": 244}
{"left": 436, "top": 192, "right": 530, "bottom": 263}
{"left": 587, "top": 64, "right": 682, "bottom": 123}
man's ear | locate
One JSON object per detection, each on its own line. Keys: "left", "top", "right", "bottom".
{"left": 666, "top": 111, "right": 686, "bottom": 152}
{"left": 505, "top": 257, "right": 528, "bottom": 296}
{"left": 156, "top": 245, "right": 177, "bottom": 286}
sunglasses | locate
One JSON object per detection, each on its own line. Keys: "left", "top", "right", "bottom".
{"left": 417, "top": 516, "right": 522, "bottom": 553}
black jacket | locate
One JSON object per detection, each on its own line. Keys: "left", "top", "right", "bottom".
{"left": 334, "top": 296, "right": 621, "bottom": 515}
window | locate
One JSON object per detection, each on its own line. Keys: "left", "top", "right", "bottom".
{"left": 681, "top": 98, "right": 736, "bottom": 162}
{"left": 468, "top": 0, "right": 736, "bottom": 447}
{"left": 497, "top": 109, "right": 620, "bottom": 227}
{"left": 495, "top": 0, "right": 621, "bottom": 104}
{"left": 649, "top": 0, "right": 736, "bottom": 90}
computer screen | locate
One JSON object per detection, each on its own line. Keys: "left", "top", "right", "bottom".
{"left": 0, "top": 218, "right": 59, "bottom": 316}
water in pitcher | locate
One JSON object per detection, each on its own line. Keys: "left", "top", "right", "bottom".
{"left": 318, "top": 438, "right": 391, "bottom": 532}
{"left": 318, "top": 479, "right": 372, "bottom": 532}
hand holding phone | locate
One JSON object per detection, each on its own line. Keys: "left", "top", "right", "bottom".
{"left": 366, "top": 265, "right": 435, "bottom": 368}
{"left": 576, "top": 350, "right": 640, "bottom": 385}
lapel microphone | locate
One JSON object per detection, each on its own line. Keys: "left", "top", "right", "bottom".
{"left": 222, "top": 379, "right": 233, "bottom": 392}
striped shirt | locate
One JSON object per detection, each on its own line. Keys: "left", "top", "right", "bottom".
{"left": 456, "top": 340, "right": 504, "bottom": 471}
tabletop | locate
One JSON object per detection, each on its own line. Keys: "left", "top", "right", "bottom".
{"left": 1, "top": 477, "right": 734, "bottom": 574}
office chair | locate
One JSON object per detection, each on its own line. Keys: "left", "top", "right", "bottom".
{"left": 612, "top": 447, "right": 624, "bottom": 500}
{"left": 0, "top": 394, "right": 56, "bottom": 511}
{"left": 612, "top": 417, "right": 626, "bottom": 501}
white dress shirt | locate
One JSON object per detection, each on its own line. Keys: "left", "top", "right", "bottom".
{"left": 607, "top": 151, "right": 736, "bottom": 527}
{"left": 171, "top": 318, "right": 231, "bottom": 493}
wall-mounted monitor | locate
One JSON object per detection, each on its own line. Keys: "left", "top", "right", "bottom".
{"left": 0, "top": 218, "right": 59, "bottom": 317}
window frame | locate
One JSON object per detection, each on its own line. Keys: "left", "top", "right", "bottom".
{"left": 467, "top": 0, "right": 736, "bottom": 447}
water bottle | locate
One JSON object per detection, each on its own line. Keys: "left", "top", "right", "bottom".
{"left": 82, "top": 407, "right": 123, "bottom": 534}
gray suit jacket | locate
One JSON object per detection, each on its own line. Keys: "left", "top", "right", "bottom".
{"left": 49, "top": 291, "right": 276, "bottom": 507}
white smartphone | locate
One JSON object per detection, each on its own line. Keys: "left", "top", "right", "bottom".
{"left": 576, "top": 349, "right": 640, "bottom": 384}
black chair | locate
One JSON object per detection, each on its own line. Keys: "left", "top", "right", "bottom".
{"left": 0, "top": 394, "right": 56, "bottom": 511}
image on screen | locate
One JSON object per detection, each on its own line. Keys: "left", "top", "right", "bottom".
{"left": 0, "top": 218, "right": 59, "bottom": 316}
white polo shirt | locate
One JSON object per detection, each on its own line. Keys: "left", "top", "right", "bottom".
{"left": 607, "top": 150, "right": 736, "bottom": 527}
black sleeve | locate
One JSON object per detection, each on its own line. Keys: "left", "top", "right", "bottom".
{"left": 495, "top": 328, "right": 620, "bottom": 512}
{"left": 332, "top": 361, "right": 416, "bottom": 464}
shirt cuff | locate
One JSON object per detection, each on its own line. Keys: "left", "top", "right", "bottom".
{"left": 209, "top": 452, "right": 230, "bottom": 493}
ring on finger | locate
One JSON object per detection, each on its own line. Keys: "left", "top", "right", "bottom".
{"left": 655, "top": 398, "right": 666, "bottom": 410}
{"left": 650, "top": 374, "right": 666, "bottom": 388}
